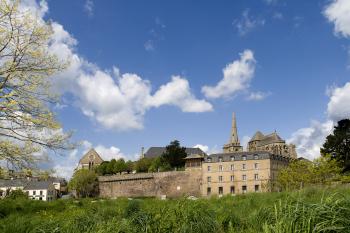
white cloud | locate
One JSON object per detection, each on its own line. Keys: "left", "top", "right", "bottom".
{"left": 288, "top": 81, "right": 350, "bottom": 160}
{"left": 52, "top": 140, "right": 130, "bottom": 179}
{"left": 95, "top": 145, "right": 126, "bottom": 161}
{"left": 263, "top": 0, "right": 278, "bottom": 5}
{"left": 288, "top": 121, "right": 333, "bottom": 160}
{"left": 150, "top": 76, "right": 213, "bottom": 112}
{"left": 144, "top": 40, "right": 155, "bottom": 51}
{"left": 233, "top": 9, "right": 265, "bottom": 36}
{"left": 193, "top": 144, "right": 221, "bottom": 154}
{"left": 285, "top": 0, "right": 350, "bottom": 160}
{"left": 272, "top": 12, "right": 283, "bottom": 20}
{"left": 84, "top": 0, "right": 94, "bottom": 17}
{"left": 241, "top": 135, "right": 251, "bottom": 150}
{"left": 18, "top": 1, "right": 212, "bottom": 131}
{"left": 246, "top": 91, "right": 271, "bottom": 101}
{"left": 327, "top": 82, "right": 350, "bottom": 121}
{"left": 193, "top": 144, "right": 209, "bottom": 153}
{"left": 324, "top": 0, "right": 350, "bottom": 38}
{"left": 202, "top": 50, "right": 256, "bottom": 99}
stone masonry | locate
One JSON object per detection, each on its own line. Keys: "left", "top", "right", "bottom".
{"left": 99, "top": 170, "right": 202, "bottom": 198}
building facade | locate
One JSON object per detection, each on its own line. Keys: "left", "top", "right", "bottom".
{"left": 98, "top": 112, "right": 296, "bottom": 198}
{"left": 77, "top": 148, "right": 104, "bottom": 170}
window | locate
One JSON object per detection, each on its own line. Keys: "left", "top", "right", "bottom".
{"left": 255, "top": 185, "right": 259, "bottom": 192}
{"left": 207, "top": 187, "right": 211, "bottom": 195}
{"left": 33, "top": 191, "right": 36, "bottom": 195}
{"left": 230, "top": 156, "right": 235, "bottom": 161}
{"left": 230, "top": 175, "right": 234, "bottom": 182}
{"left": 219, "top": 157, "right": 223, "bottom": 162}
{"left": 230, "top": 164, "right": 234, "bottom": 171}
{"left": 39, "top": 197, "right": 42, "bottom": 200}
{"left": 242, "top": 164, "right": 246, "bottom": 170}
{"left": 242, "top": 155, "right": 247, "bottom": 161}
{"left": 242, "top": 185, "right": 247, "bottom": 193}
{"left": 207, "top": 176, "right": 211, "bottom": 183}
{"left": 230, "top": 186, "right": 235, "bottom": 194}
{"left": 40, "top": 191, "right": 43, "bottom": 195}
{"left": 219, "top": 165, "right": 223, "bottom": 171}
{"left": 254, "top": 155, "right": 259, "bottom": 160}
{"left": 254, "top": 174, "right": 259, "bottom": 180}
{"left": 218, "top": 187, "right": 223, "bottom": 195}
{"left": 207, "top": 166, "right": 211, "bottom": 172}
{"left": 219, "top": 176, "right": 223, "bottom": 182}
{"left": 207, "top": 158, "right": 212, "bottom": 162}
{"left": 254, "top": 163, "right": 259, "bottom": 169}
{"left": 242, "top": 175, "right": 247, "bottom": 181}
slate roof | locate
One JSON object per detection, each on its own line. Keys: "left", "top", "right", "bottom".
{"left": 23, "top": 181, "right": 52, "bottom": 190}
{"left": 204, "top": 151, "right": 290, "bottom": 163}
{"left": 249, "top": 131, "right": 285, "bottom": 146}
{"left": 144, "top": 147, "right": 207, "bottom": 158}
{"left": 0, "top": 179, "right": 29, "bottom": 188}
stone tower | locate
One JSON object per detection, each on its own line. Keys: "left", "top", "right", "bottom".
{"left": 223, "top": 112, "right": 243, "bottom": 153}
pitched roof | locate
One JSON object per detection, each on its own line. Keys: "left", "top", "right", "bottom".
{"left": 250, "top": 131, "right": 264, "bottom": 141}
{"left": 205, "top": 151, "right": 291, "bottom": 163}
{"left": 258, "top": 132, "right": 285, "bottom": 146}
{"left": 249, "top": 131, "right": 285, "bottom": 146}
{"left": 144, "top": 147, "right": 207, "bottom": 158}
{"left": 24, "top": 181, "right": 52, "bottom": 190}
{"left": 0, "top": 179, "right": 29, "bottom": 188}
{"left": 79, "top": 148, "right": 104, "bottom": 164}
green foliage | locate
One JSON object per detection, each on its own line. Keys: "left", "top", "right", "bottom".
{"left": 96, "top": 159, "right": 134, "bottom": 175}
{"left": 1, "top": 187, "right": 350, "bottom": 233}
{"left": 134, "top": 158, "right": 154, "bottom": 173}
{"left": 6, "top": 189, "right": 28, "bottom": 200}
{"left": 160, "top": 140, "right": 187, "bottom": 170}
{"left": 277, "top": 155, "right": 344, "bottom": 191}
{"left": 321, "top": 119, "right": 350, "bottom": 173}
{"left": 68, "top": 169, "right": 98, "bottom": 198}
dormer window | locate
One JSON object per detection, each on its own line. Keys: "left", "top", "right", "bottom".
{"left": 254, "top": 155, "right": 259, "bottom": 160}
{"left": 207, "top": 158, "right": 212, "bottom": 162}
{"left": 219, "top": 157, "right": 223, "bottom": 162}
{"left": 242, "top": 155, "right": 247, "bottom": 161}
{"left": 230, "top": 156, "right": 235, "bottom": 161}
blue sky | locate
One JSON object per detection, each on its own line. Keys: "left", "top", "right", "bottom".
{"left": 20, "top": 0, "right": 350, "bottom": 177}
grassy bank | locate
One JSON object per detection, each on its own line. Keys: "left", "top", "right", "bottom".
{"left": 1, "top": 187, "right": 350, "bottom": 233}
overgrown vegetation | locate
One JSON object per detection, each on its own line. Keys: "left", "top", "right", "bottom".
{"left": 1, "top": 187, "right": 350, "bottom": 233}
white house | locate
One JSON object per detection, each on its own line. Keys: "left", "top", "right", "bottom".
{"left": 24, "top": 181, "right": 57, "bottom": 201}
{"left": 0, "top": 179, "right": 28, "bottom": 198}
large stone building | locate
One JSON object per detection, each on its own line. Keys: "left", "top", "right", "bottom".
{"left": 98, "top": 113, "right": 296, "bottom": 198}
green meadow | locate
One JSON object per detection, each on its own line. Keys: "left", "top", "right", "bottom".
{"left": 1, "top": 186, "right": 350, "bottom": 233}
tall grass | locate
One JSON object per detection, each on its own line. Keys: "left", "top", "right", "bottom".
{"left": 0, "top": 186, "right": 349, "bottom": 233}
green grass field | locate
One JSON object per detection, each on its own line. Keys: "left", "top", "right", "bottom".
{"left": 1, "top": 187, "right": 350, "bottom": 233}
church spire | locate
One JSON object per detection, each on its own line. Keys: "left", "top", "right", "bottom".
{"left": 230, "top": 112, "right": 240, "bottom": 144}
{"left": 223, "top": 112, "right": 243, "bottom": 153}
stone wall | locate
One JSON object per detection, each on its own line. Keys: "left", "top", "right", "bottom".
{"left": 98, "top": 170, "right": 202, "bottom": 198}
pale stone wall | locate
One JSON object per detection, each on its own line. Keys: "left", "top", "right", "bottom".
{"left": 99, "top": 171, "right": 202, "bottom": 198}
{"left": 201, "top": 159, "right": 272, "bottom": 196}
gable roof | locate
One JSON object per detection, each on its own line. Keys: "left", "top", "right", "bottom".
{"left": 144, "top": 147, "right": 207, "bottom": 158}
{"left": 79, "top": 148, "right": 104, "bottom": 164}
{"left": 250, "top": 131, "right": 264, "bottom": 141}
{"left": 0, "top": 179, "right": 29, "bottom": 188}
{"left": 23, "top": 181, "right": 53, "bottom": 190}
{"left": 249, "top": 131, "right": 285, "bottom": 146}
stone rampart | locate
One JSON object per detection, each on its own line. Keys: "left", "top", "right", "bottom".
{"left": 98, "top": 170, "right": 202, "bottom": 198}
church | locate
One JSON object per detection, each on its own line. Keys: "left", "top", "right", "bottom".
{"left": 97, "top": 112, "right": 297, "bottom": 198}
